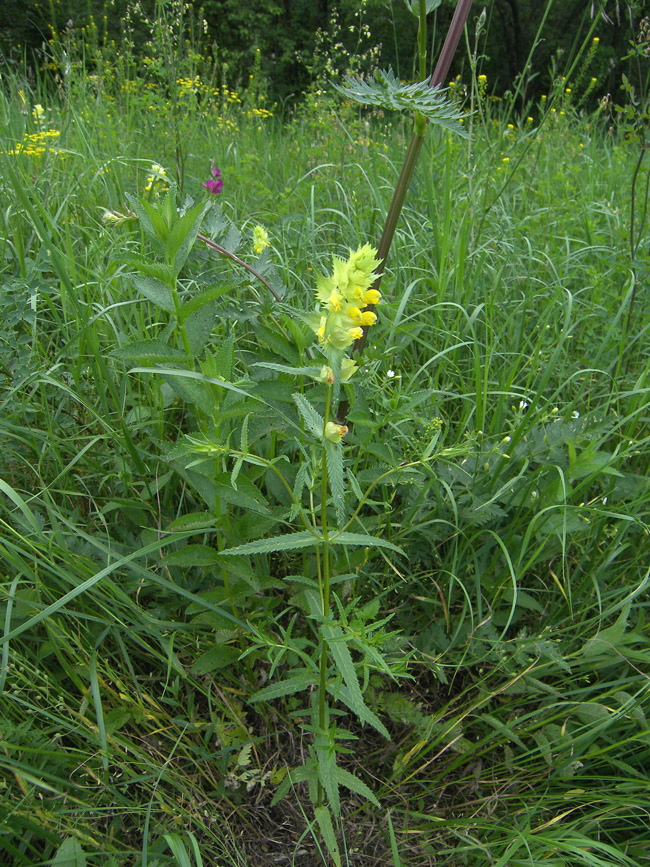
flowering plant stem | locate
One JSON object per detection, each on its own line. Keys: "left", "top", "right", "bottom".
{"left": 352, "top": 0, "right": 474, "bottom": 358}
{"left": 317, "top": 385, "right": 333, "bottom": 808}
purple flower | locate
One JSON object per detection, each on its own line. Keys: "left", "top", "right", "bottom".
{"left": 202, "top": 159, "right": 223, "bottom": 195}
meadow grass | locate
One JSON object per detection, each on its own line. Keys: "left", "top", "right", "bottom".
{"left": 1, "top": 54, "right": 650, "bottom": 867}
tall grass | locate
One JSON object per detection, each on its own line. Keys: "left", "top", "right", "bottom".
{"left": 1, "top": 32, "right": 650, "bottom": 867}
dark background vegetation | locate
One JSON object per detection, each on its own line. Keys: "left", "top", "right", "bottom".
{"left": 0, "top": 0, "right": 642, "bottom": 104}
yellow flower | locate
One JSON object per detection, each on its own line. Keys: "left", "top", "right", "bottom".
{"left": 362, "top": 288, "right": 381, "bottom": 306}
{"left": 348, "top": 327, "right": 363, "bottom": 341}
{"left": 328, "top": 293, "right": 341, "bottom": 312}
{"left": 253, "top": 224, "right": 269, "bottom": 254}
{"left": 360, "top": 310, "right": 377, "bottom": 326}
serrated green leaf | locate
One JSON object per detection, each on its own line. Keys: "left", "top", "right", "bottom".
{"left": 180, "top": 284, "right": 232, "bottom": 320}
{"left": 214, "top": 473, "right": 269, "bottom": 514}
{"left": 125, "top": 193, "right": 168, "bottom": 247}
{"left": 569, "top": 448, "right": 623, "bottom": 480}
{"left": 165, "top": 200, "right": 209, "bottom": 273}
{"left": 271, "top": 760, "right": 319, "bottom": 806}
{"left": 584, "top": 602, "right": 632, "bottom": 658}
{"left": 112, "top": 339, "right": 188, "bottom": 364}
{"left": 330, "top": 532, "right": 405, "bottom": 556}
{"left": 164, "top": 545, "right": 221, "bottom": 566}
{"left": 315, "top": 806, "right": 341, "bottom": 866}
{"left": 333, "top": 69, "right": 468, "bottom": 136}
{"left": 162, "top": 372, "right": 214, "bottom": 416}
{"left": 254, "top": 361, "right": 327, "bottom": 378}
{"left": 316, "top": 740, "right": 340, "bottom": 817}
{"left": 255, "top": 322, "right": 300, "bottom": 364}
{"left": 52, "top": 838, "right": 87, "bottom": 867}
{"left": 293, "top": 393, "right": 325, "bottom": 437}
{"left": 325, "top": 440, "right": 346, "bottom": 528}
{"left": 184, "top": 299, "right": 217, "bottom": 354}
{"left": 165, "top": 512, "right": 215, "bottom": 532}
{"left": 323, "top": 623, "right": 389, "bottom": 738}
{"left": 290, "top": 461, "right": 312, "bottom": 520}
{"left": 575, "top": 702, "right": 611, "bottom": 724}
{"left": 117, "top": 257, "right": 176, "bottom": 285}
{"left": 221, "top": 530, "right": 320, "bottom": 556}
{"left": 335, "top": 766, "right": 380, "bottom": 807}
{"left": 191, "top": 645, "right": 240, "bottom": 674}
{"left": 250, "top": 669, "right": 316, "bottom": 703}
{"left": 132, "top": 274, "right": 176, "bottom": 312}
{"left": 133, "top": 367, "right": 258, "bottom": 401}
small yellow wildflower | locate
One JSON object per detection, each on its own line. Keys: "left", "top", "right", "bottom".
{"left": 32, "top": 104, "right": 45, "bottom": 126}
{"left": 253, "top": 225, "right": 269, "bottom": 255}
{"left": 359, "top": 310, "right": 377, "bottom": 326}
{"left": 362, "top": 288, "right": 381, "bottom": 306}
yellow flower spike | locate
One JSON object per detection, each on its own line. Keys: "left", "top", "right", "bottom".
{"left": 253, "top": 225, "right": 269, "bottom": 255}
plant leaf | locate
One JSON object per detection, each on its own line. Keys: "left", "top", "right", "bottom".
{"left": 249, "top": 669, "right": 316, "bottom": 702}
{"left": 221, "top": 531, "right": 320, "bottom": 556}
{"left": 403, "top": 0, "right": 443, "bottom": 13}
{"left": 325, "top": 440, "right": 346, "bottom": 528}
{"left": 52, "top": 838, "right": 87, "bottom": 866}
{"left": 132, "top": 274, "right": 176, "bottom": 312}
{"left": 323, "top": 623, "right": 389, "bottom": 738}
{"left": 315, "top": 806, "right": 341, "bottom": 867}
{"left": 330, "top": 532, "right": 405, "bottom": 556}
{"left": 316, "top": 739, "right": 340, "bottom": 817}
{"left": 333, "top": 69, "right": 468, "bottom": 136}
{"left": 164, "top": 545, "right": 221, "bottom": 566}
{"left": 180, "top": 283, "right": 232, "bottom": 320}
{"left": 165, "top": 200, "right": 209, "bottom": 273}
{"left": 293, "top": 393, "right": 325, "bottom": 437}
{"left": 335, "top": 766, "right": 381, "bottom": 807}
{"left": 165, "top": 512, "right": 215, "bottom": 532}
{"left": 112, "top": 339, "right": 188, "bottom": 364}
{"left": 184, "top": 300, "right": 218, "bottom": 354}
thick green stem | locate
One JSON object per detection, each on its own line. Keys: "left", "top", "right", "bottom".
{"left": 350, "top": 0, "right": 474, "bottom": 359}
{"left": 317, "top": 387, "right": 333, "bottom": 808}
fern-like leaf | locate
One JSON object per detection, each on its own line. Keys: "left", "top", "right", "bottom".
{"left": 333, "top": 68, "right": 468, "bottom": 136}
